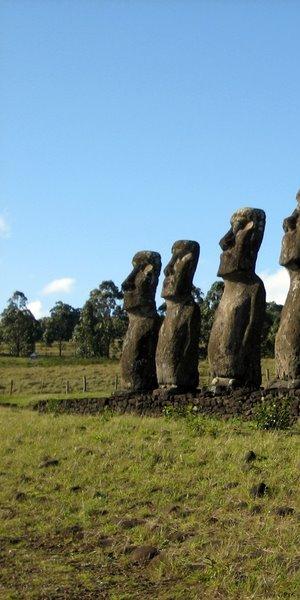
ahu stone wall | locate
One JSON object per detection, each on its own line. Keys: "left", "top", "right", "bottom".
{"left": 35, "top": 389, "right": 300, "bottom": 422}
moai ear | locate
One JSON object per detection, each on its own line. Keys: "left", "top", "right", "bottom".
{"left": 243, "top": 221, "right": 254, "bottom": 232}
{"left": 143, "top": 264, "right": 155, "bottom": 282}
{"left": 144, "top": 264, "right": 154, "bottom": 275}
{"left": 180, "top": 252, "right": 194, "bottom": 265}
{"left": 236, "top": 220, "right": 254, "bottom": 238}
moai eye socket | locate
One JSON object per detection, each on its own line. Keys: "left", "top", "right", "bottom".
{"left": 234, "top": 219, "right": 253, "bottom": 235}
{"left": 236, "top": 219, "right": 247, "bottom": 232}
{"left": 283, "top": 214, "right": 298, "bottom": 233}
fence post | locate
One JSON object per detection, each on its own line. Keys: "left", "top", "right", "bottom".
{"left": 83, "top": 376, "right": 87, "bottom": 393}
{"left": 66, "top": 381, "right": 70, "bottom": 394}
{"left": 10, "top": 380, "right": 13, "bottom": 396}
{"left": 115, "top": 375, "right": 119, "bottom": 391}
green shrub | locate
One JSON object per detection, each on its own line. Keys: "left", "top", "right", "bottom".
{"left": 163, "top": 404, "right": 220, "bottom": 436}
{"left": 253, "top": 396, "right": 293, "bottom": 430}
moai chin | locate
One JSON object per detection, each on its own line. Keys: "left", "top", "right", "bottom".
{"left": 121, "top": 251, "right": 162, "bottom": 392}
{"left": 155, "top": 240, "right": 201, "bottom": 391}
{"left": 275, "top": 192, "right": 300, "bottom": 388}
{"left": 208, "top": 207, "right": 266, "bottom": 390}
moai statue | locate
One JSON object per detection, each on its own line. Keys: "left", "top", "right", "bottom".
{"left": 156, "top": 240, "right": 201, "bottom": 391}
{"left": 208, "top": 208, "right": 266, "bottom": 390}
{"left": 275, "top": 192, "right": 300, "bottom": 389}
{"left": 121, "top": 251, "right": 162, "bottom": 392}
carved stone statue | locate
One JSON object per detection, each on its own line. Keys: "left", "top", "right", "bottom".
{"left": 155, "top": 240, "right": 201, "bottom": 391}
{"left": 275, "top": 192, "right": 300, "bottom": 388}
{"left": 121, "top": 251, "right": 162, "bottom": 392}
{"left": 208, "top": 208, "right": 266, "bottom": 389}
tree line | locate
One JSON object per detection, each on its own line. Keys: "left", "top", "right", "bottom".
{"left": 0, "top": 281, "right": 282, "bottom": 358}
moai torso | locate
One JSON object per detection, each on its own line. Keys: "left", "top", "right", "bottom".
{"left": 209, "top": 277, "right": 265, "bottom": 387}
{"left": 121, "top": 313, "right": 161, "bottom": 391}
{"left": 121, "top": 251, "right": 161, "bottom": 392}
{"left": 275, "top": 195, "right": 300, "bottom": 386}
{"left": 156, "top": 240, "right": 201, "bottom": 391}
{"left": 156, "top": 299, "right": 200, "bottom": 390}
{"left": 208, "top": 207, "right": 266, "bottom": 389}
{"left": 275, "top": 274, "right": 300, "bottom": 382}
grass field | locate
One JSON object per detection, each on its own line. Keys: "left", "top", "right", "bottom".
{"left": 0, "top": 407, "right": 299, "bottom": 599}
{"left": 0, "top": 355, "right": 120, "bottom": 404}
{"left": 0, "top": 352, "right": 298, "bottom": 598}
{"left": 0, "top": 348, "right": 275, "bottom": 405}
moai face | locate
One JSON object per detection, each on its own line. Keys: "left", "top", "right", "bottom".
{"left": 218, "top": 208, "right": 266, "bottom": 278}
{"left": 122, "top": 251, "right": 161, "bottom": 312}
{"left": 279, "top": 192, "right": 300, "bottom": 270}
{"left": 161, "top": 240, "right": 200, "bottom": 300}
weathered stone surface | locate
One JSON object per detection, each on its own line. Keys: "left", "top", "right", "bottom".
{"left": 34, "top": 389, "right": 300, "bottom": 421}
{"left": 275, "top": 192, "right": 300, "bottom": 388}
{"left": 156, "top": 240, "right": 200, "bottom": 391}
{"left": 121, "top": 251, "right": 161, "bottom": 392}
{"left": 208, "top": 208, "right": 266, "bottom": 389}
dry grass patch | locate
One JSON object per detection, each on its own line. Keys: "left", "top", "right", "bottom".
{"left": 0, "top": 355, "right": 275, "bottom": 402}
{"left": 0, "top": 356, "right": 120, "bottom": 399}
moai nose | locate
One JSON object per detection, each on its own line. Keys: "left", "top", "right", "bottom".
{"left": 164, "top": 257, "right": 175, "bottom": 277}
{"left": 122, "top": 267, "right": 138, "bottom": 291}
{"left": 220, "top": 229, "right": 235, "bottom": 251}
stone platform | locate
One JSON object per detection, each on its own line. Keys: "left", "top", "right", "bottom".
{"left": 34, "top": 387, "right": 300, "bottom": 421}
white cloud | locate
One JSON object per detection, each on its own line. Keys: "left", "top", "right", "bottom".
{"left": 28, "top": 300, "right": 44, "bottom": 319}
{"left": 42, "top": 277, "right": 76, "bottom": 296}
{"left": 0, "top": 215, "right": 11, "bottom": 238}
{"left": 259, "top": 268, "right": 290, "bottom": 305}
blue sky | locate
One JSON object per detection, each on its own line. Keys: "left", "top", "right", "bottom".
{"left": 1, "top": 0, "right": 299, "bottom": 317}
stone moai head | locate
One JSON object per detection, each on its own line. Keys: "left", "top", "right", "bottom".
{"left": 161, "top": 240, "right": 200, "bottom": 300}
{"left": 279, "top": 191, "right": 300, "bottom": 270}
{"left": 122, "top": 251, "right": 162, "bottom": 313}
{"left": 218, "top": 207, "right": 266, "bottom": 279}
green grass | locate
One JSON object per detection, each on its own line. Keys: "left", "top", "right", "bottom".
{"left": 0, "top": 353, "right": 276, "bottom": 403}
{"left": 0, "top": 355, "right": 120, "bottom": 399}
{"left": 0, "top": 341, "right": 79, "bottom": 359}
{"left": 0, "top": 391, "right": 115, "bottom": 409}
{"left": 0, "top": 345, "right": 292, "bottom": 598}
{"left": 0, "top": 407, "right": 299, "bottom": 599}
